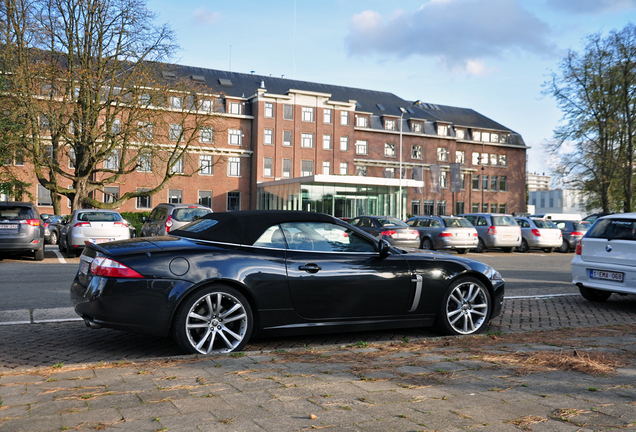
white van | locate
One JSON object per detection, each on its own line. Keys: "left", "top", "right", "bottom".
{"left": 530, "top": 213, "right": 581, "bottom": 221}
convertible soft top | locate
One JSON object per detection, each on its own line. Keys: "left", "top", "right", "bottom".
{"left": 169, "top": 210, "right": 339, "bottom": 245}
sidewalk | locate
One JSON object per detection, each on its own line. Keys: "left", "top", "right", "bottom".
{"left": 1, "top": 322, "right": 636, "bottom": 431}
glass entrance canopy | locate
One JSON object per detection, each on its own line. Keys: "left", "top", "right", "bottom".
{"left": 256, "top": 175, "right": 425, "bottom": 219}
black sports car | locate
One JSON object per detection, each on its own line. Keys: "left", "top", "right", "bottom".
{"left": 71, "top": 210, "right": 504, "bottom": 355}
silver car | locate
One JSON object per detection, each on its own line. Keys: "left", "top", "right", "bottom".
{"left": 0, "top": 202, "right": 45, "bottom": 261}
{"left": 406, "top": 216, "right": 478, "bottom": 254}
{"left": 141, "top": 203, "right": 212, "bottom": 237}
{"left": 515, "top": 217, "right": 563, "bottom": 253}
{"left": 59, "top": 209, "right": 130, "bottom": 257}
{"left": 348, "top": 216, "right": 420, "bottom": 249}
{"left": 459, "top": 213, "right": 521, "bottom": 253}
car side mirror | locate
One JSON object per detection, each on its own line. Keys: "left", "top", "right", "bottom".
{"left": 379, "top": 239, "right": 391, "bottom": 257}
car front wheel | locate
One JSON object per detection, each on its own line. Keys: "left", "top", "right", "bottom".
{"left": 436, "top": 277, "right": 491, "bottom": 336}
{"left": 517, "top": 239, "right": 529, "bottom": 253}
{"left": 49, "top": 231, "right": 58, "bottom": 245}
{"left": 557, "top": 241, "right": 569, "bottom": 253}
{"left": 173, "top": 284, "right": 253, "bottom": 355}
{"left": 474, "top": 238, "right": 486, "bottom": 253}
{"left": 579, "top": 286, "right": 612, "bottom": 302}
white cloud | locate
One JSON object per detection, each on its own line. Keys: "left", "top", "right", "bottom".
{"left": 193, "top": 7, "right": 221, "bottom": 25}
{"left": 548, "top": 0, "right": 636, "bottom": 14}
{"left": 345, "top": 0, "right": 555, "bottom": 74}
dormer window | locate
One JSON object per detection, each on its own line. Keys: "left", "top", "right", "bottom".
{"left": 384, "top": 119, "right": 396, "bottom": 131}
{"left": 437, "top": 124, "right": 449, "bottom": 136}
{"left": 412, "top": 123, "right": 423, "bottom": 133}
{"left": 455, "top": 128, "right": 466, "bottom": 140}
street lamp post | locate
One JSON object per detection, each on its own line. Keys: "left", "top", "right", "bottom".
{"left": 398, "top": 100, "right": 421, "bottom": 220}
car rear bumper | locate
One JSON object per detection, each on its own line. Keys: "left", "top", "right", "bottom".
{"left": 571, "top": 256, "right": 636, "bottom": 294}
{"left": 483, "top": 236, "right": 521, "bottom": 247}
{"left": 388, "top": 239, "right": 420, "bottom": 249}
{"left": 0, "top": 238, "right": 44, "bottom": 252}
{"left": 526, "top": 237, "right": 563, "bottom": 248}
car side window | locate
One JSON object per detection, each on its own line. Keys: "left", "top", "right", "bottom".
{"left": 281, "top": 222, "right": 376, "bottom": 253}
{"left": 430, "top": 220, "right": 441, "bottom": 227}
{"left": 147, "top": 209, "right": 158, "bottom": 223}
{"left": 477, "top": 217, "right": 487, "bottom": 226}
{"left": 555, "top": 222, "right": 566, "bottom": 230}
{"left": 253, "top": 225, "right": 288, "bottom": 249}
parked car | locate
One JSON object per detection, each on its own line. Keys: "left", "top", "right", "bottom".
{"left": 553, "top": 220, "right": 591, "bottom": 253}
{"left": 582, "top": 213, "right": 613, "bottom": 224}
{"left": 406, "top": 215, "right": 478, "bottom": 254}
{"left": 458, "top": 213, "right": 521, "bottom": 253}
{"left": 141, "top": 203, "right": 212, "bottom": 237}
{"left": 530, "top": 213, "right": 581, "bottom": 221}
{"left": 571, "top": 213, "right": 636, "bottom": 302}
{"left": 0, "top": 202, "right": 45, "bottom": 261}
{"left": 514, "top": 217, "right": 563, "bottom": 253}
{"left": 70, "top": 210, "right": 505, "bottom": 354}
{"left": 59, "top": 209, "right": 131, "bottom": 257}
{"left": 40, "top": 213, "right": 64, "bottom": 245}
{"left": 348, "top": 215, "right": 420, "bottom": 248}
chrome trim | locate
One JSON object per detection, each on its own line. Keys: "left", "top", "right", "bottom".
{"left": 408, "top": 275, "right": 423, "bottom": 312}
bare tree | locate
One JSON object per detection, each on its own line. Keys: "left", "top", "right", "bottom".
{"left": 0, "top": 0, "right": 222, "bottom": 213}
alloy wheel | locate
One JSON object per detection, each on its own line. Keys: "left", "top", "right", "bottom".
{"left": 443, "top": 281, "right": 490, "bottom": 335}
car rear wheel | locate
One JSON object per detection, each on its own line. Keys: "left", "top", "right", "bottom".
{"left": 579, "top": 286, "right": 612, "bottom": 302}
{"left": 517, "top": 239, "right": 529, "bottom": 253}
{"left": 474, "top": 238, "right": 485, "bottom": 253}
{"left": 436, "top": 277, "right": 491, "bottom": 336}
{"left": 49, "top": 231, "right": 58, "bottom": 245}
{"left": 557, "top": 241, "right": 569, "bottom": 253}
{"left": 421, "top": 238, "right": 434, "bottom": 250}
{"left": 34, "top": 248, "right": 44, "bottom": 261}
{"left": 173, "top": 284, "right": 253, "bottom": 355}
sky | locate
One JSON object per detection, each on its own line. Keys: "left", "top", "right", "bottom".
{"left": 146, "top": 0, "right": 636, "bottom": 182}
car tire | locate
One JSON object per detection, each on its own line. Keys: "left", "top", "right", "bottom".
{"left": 501, "top": 247, "right": 514, "bottom": 253}
{"left": 49, "top": 231, "right": 58, "bottom": 245}
{"left": 173, "top": 284, "right": 253, "bottom": 355}
{"left": 436, "top": 277, "right": 491, "bottom": 336}
{"left": 421, "top": 238, "right": 434, "bottom": 250}
{"left": 34, "top": 247, "right": 44, "bottom": 261}
{"left": 474, "top": 238, "right": 485, "bottom": 253}
{"left": 542, "top": 248, "right": 554, "bottom": 253}
{"left": 456, "top": 248, "right": 468, "bottom": 254}
{"left": 58, "top": 240, "right": 66, "bottom": 254}
{"left": 557, "top": 241, "right": 569, "bottom": 253}
{"left": 517, "top": 239, "right": 529, "bottom": 253}
{"left": 579, "top": 286, "right": 612, "bottom": 302}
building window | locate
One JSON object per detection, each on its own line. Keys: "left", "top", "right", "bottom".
{"left": 482, "top": 175, "right": 489, "bottom": 191}
{"left": 138, "top": 121, "right": 153, "bottom": 140}
{"left": 411, "top": 200, "right": 421, "bottom": 216}
{"left": 412, "top": 145, "right": 422, "bottom": 159}
{"left": 472, "top": 174, "right": 480, "bottom": 190}
{"left": 322, "top": 134, "right": 332, "bottom": 150}
{"left": 482, "top": 202, "right": 489, "bottom": 212}
{"left": 301, "top": 160, "right": 314, "bottom": 176}
{"left": 383, "top": 168, "right": 395, "bottom": 178}
{"left": 355, "top": 140, "right": 368, "bottom": 155}
{"left": 323, "top": 161, "right": 331, "bottom": 175}
{"left": 437, "top": 200, "right": 447, "bottom": 216}
{"left": 169, "top": 124, "right": 182, "bottom": 141}
{"left": 340, "top": 136, "right": 349, "bottom": 151}
{"left": 499, "top": 176, "right": 507, "bottom": 191}
{"left": 283, "top": 130, "right": 292, "bottom": 146}
{"left": 227, "top": 192, "right": 240, "bottom": 211}
{"left": 423, "top": 200, "right": 434, "bottom": 215}
{"left": 283, "top": 104, "right": 293, "bottom": 120}
{"left": 339, "top": 162, "right": 348, "bottom": 175}
{"left": 228, "top": 157, "right": 241, "bottom": 176}
{"left": 472, "top": 130, "right": 481, "bottom": 141}
{"left": 137, "top": 151, "right": 152, "bottom": 172}
{"left": 104, "top": 149, "right": 120, "bottom": 170}
{"left": 200, "top": 155, "right": 213, "bottom": 175}
{"left": 168, "top": 189, "right": 182, "bottom": 204}
{"left": 481, "top": 152, "right": 489, "bottom": 166}
{"left": 103, "top": 186, "right": 119, "bottom": 203}
{"left": 229, "top": 102, "right": 242, "bottom": 115}
{"left": 461, "top": 173, "right": 466, "bottom": 190}
{"left": 490, "top": 203, "right": 498, "bottom": 213}
{"left": 340, "top": 111, "right": 349, "bottom": 126}
{"left": 499, "top": 203, "right": 506, "bottom": 213}
{"left": 228, "top": 129, "right": 242, "bottom": 145}
{"left": 490, "top": 154, "right": 498, "bottom": 167}
{"left": 456, "top": 128, "right": 465, "bottom": 139}
{"left": 441, "top": 171, "right": 448, "bottom": 188}
{"left": 264, "top": 129, "right": 273, "bottom": 145}
{"left": 200, "top": 127, "right": 214, "bottom": 143}
{"left": 385, "top": 143, "right": 396, "bottom": 158}
{"left": 482, "top": 132, "right": 490, "bottom": 142}
{"left": 324, "top": 108, "right": 332, "bottom": 124}
{"left": 110, "top": 118, "right": 121, "bottom": 135}
{"left": 302, "top": 106, "right": 314, "bottom": 122}
{"left": 170, "top": 96, "right": 183, "bottom": 110}
{"left": 301, "top": 133, "right": 314, "bottom": 148}
{"left": 499, "top": 154, "right": 507, "bottom": 167}
{"left": 437, "top": 147, "right": 449, "bottom": 162}
{"left": 356, "top": 166, "right": 367, "bottom": 176}
{"left": 356, "top": 116, "right": 368, "bottom": 127}
{"left": 455, "top": 201, "right": 465, "bottom": 215}
{"left": 264, "top": 102, "right": 274, "bottom": 118}
{"left": 263, "top": 157, "right": 273, "bottom": 177}
{"left": 170, "top": 154, "right": 183, "bottom": 174}
{"left": 384, "top": 119, "right": 396, "bottom": 130}
{"left": 199, "top": 190, "right": 212, "bottom": 208}
{"left": 14, "top": 150, "right": 24, "bottom": 166}
{"left": 491, "top": 133, "right": 499, "bottom": 143}
{"left": 282, "top": 158, "right": 292, "bottom": 178}
{"left": 412, "top": 123, "right": 423, "bottom": 133}
{"left": 472, "top": 202, "right": 480, "bottom": 212}
{"left": 200, "top": 99, "right": 214, "bottom": 112}
{"left": 437, "top": 125, "right": 448, "bottom": 136}
{"left": 490, "top": 176, "right": 498, "bottom": 191}
{"left": 472, "top": 152, "right": 480, "bottom": 165}
{"left": 136, "top": 188, "right": 151, "bottom": 209}
{"left": 455, "top": 151, "right": 465, "bottom": 164}
{"left": 37, "top": 184, "right": 52, "bottom": 206}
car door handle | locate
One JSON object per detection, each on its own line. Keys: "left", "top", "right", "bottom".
{"left": 298, "top": 264, "right": 322, "bottom": 273}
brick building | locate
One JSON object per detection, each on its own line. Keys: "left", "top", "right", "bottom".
{"left": 7, "top": 64, "right": 528, "bottom": 218}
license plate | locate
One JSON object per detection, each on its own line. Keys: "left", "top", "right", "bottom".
{"left": 92, "top": 238, "right": 113, "bottom": 243}
{"left": 80, "top": 260, "right": 90, "bottom": 275}
{"left": 0, "top": 224, "right": 18, "bottom": 229}
{"left": 590, "top": 269, "right": 624, "bottom": 282}
{"left": 503, "top": 235, "right": 514, "bottom": 240}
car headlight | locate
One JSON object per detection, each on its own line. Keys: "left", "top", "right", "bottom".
{"left": 490, "top": 270, "right": 503, "bottom": 281}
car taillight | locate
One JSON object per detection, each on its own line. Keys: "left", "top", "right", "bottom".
{"left": 439, "top": 232, "right": 453, "bottom": 237}
{"left": 532, "top": 229, "right": 541, "bottom": 236}
{"left": 23, "top": 219, "right": 41, "bottom": 226}
{"left": 165, "top": 215, "right": 173, "bottom": 233}
{"left": 575, "top": 241, "right": 582, "bottom": 255}
{"left": 487, "top": 226, "right": 496, "bottom": 235}
{"left": 472, "top": 232, "right": 478, "bottom": 237}
{"left": 381, "top": 230, "right": 397, "bottom": 237}
{"left": 90, "top": 256, "right": 144, "bottom": 278}
{"left": 74, "top": 222, "right": 90, "bottom": 228}
{"left": 571, "top": 231, "right": 584, "bottom": 236}
{"left": 44, "top": 222, "right": 49, "bottom": 228}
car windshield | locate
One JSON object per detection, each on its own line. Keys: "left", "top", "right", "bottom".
{"left": 587, "top": 218, "right": 636, "bottom": 240}
{"left": 534, "top": 220, "right": 557, "bottom": 228}
{"left": 0, "top": 206, "right": 34, "bottom": 220}
{"left": 376, "top": 218, "right": 408, "bottom": 227}
{"left": 172, "top": 208, "right": 211, "bottom": 222}
{"left": 574, "top": 222, "right": 591, "bottom": 231}
{"left": 77, "top": 212, "right": 122, "bottom": 222}
{"left": 443, "top": 218, "right": 472, "bottom": 228}
{"left": 492, "top": 216, "right": 518, "bottom": 226}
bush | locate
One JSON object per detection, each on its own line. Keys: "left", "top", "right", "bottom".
{"left": 120, "top": 211, "right": 150, "bottom": 237}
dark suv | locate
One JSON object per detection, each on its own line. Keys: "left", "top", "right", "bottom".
{"left": 0, "top": 202, "right": 45, "bottom": 260}
{"left": 140, "top": 203, "right": 212, "bottom": 237}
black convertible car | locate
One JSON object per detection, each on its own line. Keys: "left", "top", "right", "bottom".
{"left": 71, "top": 210, "right": 504, "bottom": 355}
